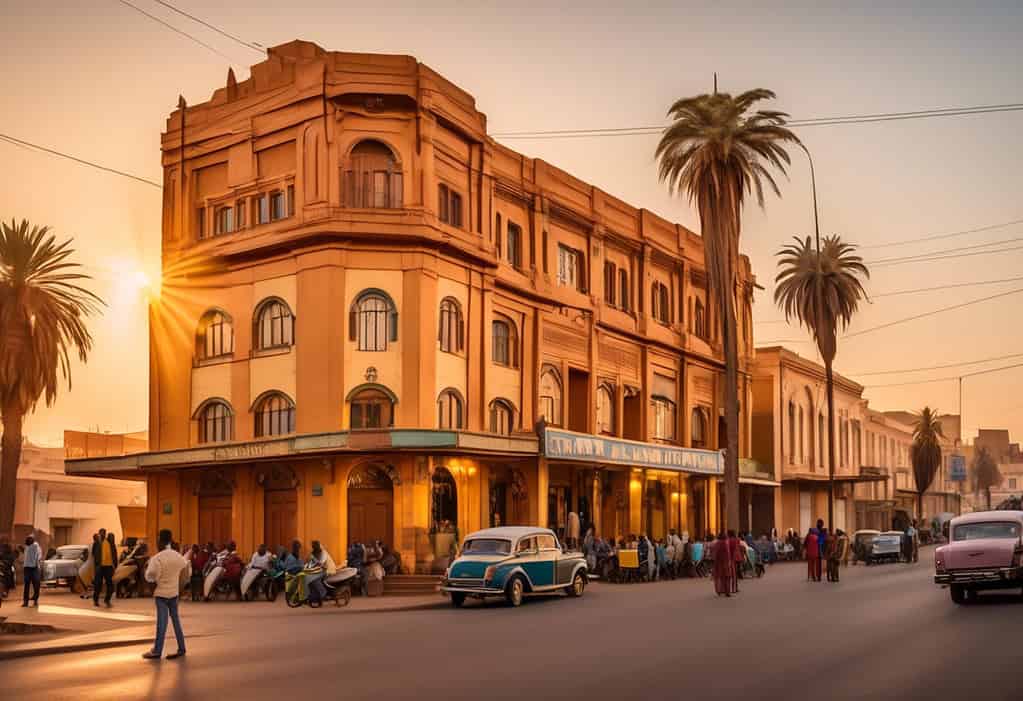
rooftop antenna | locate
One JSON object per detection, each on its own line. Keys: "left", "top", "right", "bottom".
{"left": 713, "top": 72, "right": 718, "bottom": 94}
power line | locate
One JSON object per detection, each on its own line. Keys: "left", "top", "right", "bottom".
{"left": 491, "top": 102, "right": 1023, "bottom": 139}
{"left": 151, "top": 0, "right": 264, "bottom": 54}
{"left": 0, "top": 132, "right": 161, "bottom": 188}
{"left": 865, "top": 243, "right": 1023, "bottom": 268}
{"left": 114, "top": 0, "right": 236, "bottom": 62}
{"left": 844, "top": 287, "right": 1023, "bottom": 339}
{"left": 865, "top": 235, "right": 1023, "bottom": 266}
{"left": 864, "top": 361, "right": 1023, "bottom": 389}
{"left": 860, "top": 218, "right": 1023, "bottom": 249}
{"left": 848, "top": 352, "right": 1023, "bottom": 377}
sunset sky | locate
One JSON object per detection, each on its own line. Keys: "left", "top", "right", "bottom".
{"left": 2, "top": 1, "right": 1021, "bottom": 446}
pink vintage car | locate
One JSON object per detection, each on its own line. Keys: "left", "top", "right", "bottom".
{"left": 934, "top": 510, "right": 1023, "bottom": 604}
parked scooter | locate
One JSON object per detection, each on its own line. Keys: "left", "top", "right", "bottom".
{"left": 284, "top": 566, "right": 357, "bottom": 608}
{"left": 114, "top": 542, "right": 151, "bottom": 598}
{"left": 240, "top": 566, "right": 271, "bottom": 601}
{"left": 203, "top": 546, "right": 244, "bottom": 600}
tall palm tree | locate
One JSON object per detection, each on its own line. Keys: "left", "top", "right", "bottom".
{"left": 971, "top": 446, "right": 1001, "bottom": 510}
{"left": 911, "top": 407, "right": 944, "bottom": 522}
{"left": 0, "top": 220, "right": 103, "bottom": 536}
{"left": 656, "top": 88, "right": 799, "bottom": 530}
{"left": 774, "top": 235, "right": 869, "bottom": 529}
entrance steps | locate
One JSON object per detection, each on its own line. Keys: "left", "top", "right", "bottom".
{"left": 383, "top": 575, "right": 442, "bottom": 596}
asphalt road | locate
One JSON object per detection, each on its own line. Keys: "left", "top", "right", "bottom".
{"left": 4, "top": 551, "right": 1021, "bottom": 700}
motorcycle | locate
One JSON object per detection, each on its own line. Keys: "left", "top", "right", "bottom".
{"left": 114, "top": 542, "right": 151, "bottom": 598}
{"left": 284, "top": 566, "right": 357, "bottom": 608}
{"left": 240, "top": 566, "right": 273, "bottom": 601}
{"left": 203, "top": 551, "right": 243, "bottom": 600}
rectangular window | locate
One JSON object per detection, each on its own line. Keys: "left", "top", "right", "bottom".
{"left": 557, "top": 245, "right": 580, "bottom": 289}
{"left": 214, "top": 206, "right": 234, "bottom": 235}
{"left": 507, "top": 223, "right": 522, "bottom": 268}
{"left": 603, "top": 261, "right": 616, "bottom": 306}
{"left": 235, "top": 201, "right": 246, "bottom": 229}
{"left": 619, "top": 269, "right": 629, "bottom": 311}
{"left": 270, "top": 191, "right": 286, "bottom": 221}
{"left": 373, "top": 172, "right": 388, "bottom": 208}
{"left": 438, "top": 184, "right": 449, "bottom": 223}
{"left": 652, "top": 398, "right": 677, "bottom": 441}
{"left": 257, "top": 195, "right": 270, "bottom": 225}
{"left": 287, "top": 185, "right": 295, "bottom": 217}
{"left": 196, "top": 206, "right": 206, "bottom": 239}
{"left": 438, "top": 184, "right": 463, "bottom": 228}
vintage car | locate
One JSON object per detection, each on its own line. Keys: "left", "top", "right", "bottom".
{"left": 864, "top": 532, "right": 902, "bottom": 565}
{"left": 935, "top": 510, "right": 1023, "bottom": 604}
{"left": 441, "top": 527, "right": 587, "bottom": 607}
{"left": 850, "top": 530, "right": 880, "bottom": 564}
{"left": 41, "top": 545, "right": 90, "bottom": 589}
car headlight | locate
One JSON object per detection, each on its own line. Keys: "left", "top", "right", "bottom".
{"left": 935, "top": 558, "right": 946, "bottom": 573}
{"left": 484, "top": 565, "right": 497, "bottom": 582}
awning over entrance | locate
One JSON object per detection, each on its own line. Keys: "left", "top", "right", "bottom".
{"left": 783, "top": 472, "right": 889, "bottom": 484}
{"left": 65, "top": 429, "right": 540, "bottom": 477}
{"left": 541, "top": 427, "right": 723, "bottom": 476}
{"left": 739, "top": 476, "right": 781, "bottom": 487}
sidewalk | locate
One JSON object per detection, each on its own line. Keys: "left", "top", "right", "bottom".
{"left": 0, "top": 589, "right": 446, "bottom": 660}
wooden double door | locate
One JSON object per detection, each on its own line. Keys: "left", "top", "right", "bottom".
{"left": 265, "top": 489, "right": 298, "bottom": 551}
{"left": 348, "top": 488, "right": 393, "bottom": 546}
{"left": 198, "top": 495, "right": 232, "bottom": 547}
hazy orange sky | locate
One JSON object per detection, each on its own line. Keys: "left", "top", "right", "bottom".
{"left": 2, "top": 1, "right": 1021, "bottom": 446}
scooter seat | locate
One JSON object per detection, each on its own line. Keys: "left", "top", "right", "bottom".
{"left": 325, "top": 567, "right": 358, "bottom": 585}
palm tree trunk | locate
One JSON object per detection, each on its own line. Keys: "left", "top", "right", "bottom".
{"left": 0, "top": 404, "right": 24, "bottom": 537}
{"left": 824, "top": 361, "right": 836, "bottom": 531}
{"left": 721, "top": 281, "right": 741, "bottom": 532}
{"left": 917, "top": 492, "right": 924, "bottom": 525}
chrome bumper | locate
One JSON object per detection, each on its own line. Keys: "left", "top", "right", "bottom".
{"left": 441, "top": 585, "right": 504, "bottom": 595}
{"left": 935, "top": 567, "right": 1021, "bottom": 585}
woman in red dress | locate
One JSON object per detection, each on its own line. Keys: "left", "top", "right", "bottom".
{"left": 804, "top": 528, "right": 820, "bottom": 582}
{"left": 711, "top": 533, "right": 733, "bottom": 597}
{"left": 728, "top": 530, "right": 743, "bottom": 593}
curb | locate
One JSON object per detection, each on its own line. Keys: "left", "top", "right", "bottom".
{"left": 0, "top": 636, "right": 152, "bottom": 661}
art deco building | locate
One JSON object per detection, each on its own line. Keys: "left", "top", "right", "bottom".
{"left": 68, "top": 41, "right": 756, "bottom": 572}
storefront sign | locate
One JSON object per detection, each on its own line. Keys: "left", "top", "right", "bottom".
{"left": 949, "top": 454, "right": 967, "bottom": 482}
{"left": 543, "top": 428, "right": 723, "bottom": 475}
{"left": 213, "top": 440, "right": 289, "bottom": 461}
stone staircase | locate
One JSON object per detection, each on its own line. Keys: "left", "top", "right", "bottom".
{"left": 382, "top": 574, "right": 442, "bottom": 596}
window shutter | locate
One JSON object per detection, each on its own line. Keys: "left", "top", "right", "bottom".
{"left": 438, "top": 185, "right": 448, "bottom": 223}
{"left": 457, "top": 318, "right": 464, "bottom": 352}
{"left": 349, "top": 309, "right": 357, "bottom": 341}
{"left": 389, "top": 309, "right": 398, "bottom": 342}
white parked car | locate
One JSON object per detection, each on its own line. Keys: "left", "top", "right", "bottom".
{"left": 41, "top": 545, "right": 90, "bottom": 588}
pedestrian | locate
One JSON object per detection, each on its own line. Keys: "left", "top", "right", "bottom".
{"left": 93, "top": 531, "right": 117, "bottom": 607}
{"left": 804, "top": 528, "right": 820, "bottom": 582}
{"left": 21, "top": 535, "right": 43, "bottom": 607}
{"left": 143, "top": 529, "right": 188, "bottom": 660}
{"left": 908, "top": 520, "right": 919, "bottom": 563}
{"left": 832, "top": 530, "right": 849, "bottom": 582}
{"left": 711, "top": 533, "right": 733, "bottom": 597}
{"left": 728, "top": 530, "right": 743, "bottom": 592}
{"left": 824, "top": 528, "right": 838, "bottom": 582}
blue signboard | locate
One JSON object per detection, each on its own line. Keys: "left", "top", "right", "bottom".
{"left": 949, "top": 454, "right": 967, "bottom": 482}
{"left": 543, "top": 428, "right": 723, "bottom": 475}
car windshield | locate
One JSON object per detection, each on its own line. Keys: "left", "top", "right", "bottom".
{"left": 953, "top": 521, "right": 1021, "bottom": 541}
{"left": 461, "top": 538, "right": 512, "bottom": 555}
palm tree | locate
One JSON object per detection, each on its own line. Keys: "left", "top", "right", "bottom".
{"left": 0, "top": 220, "right": 103, "bottom": 536}
{"left": 774, "top": 235, "right": 869, "bottom": 529}
{"left": 656, "top": 88, "right": 799, "bottom": 530}
{"left": 910, "top": 407, "right": 944, "bottom": 522}
{"left": 971, "top": 446, "right": 1001, "bottom": 510}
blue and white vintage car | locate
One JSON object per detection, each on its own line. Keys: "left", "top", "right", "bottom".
{"left": 441, "top": 526, "right": 588, "bottom": 607}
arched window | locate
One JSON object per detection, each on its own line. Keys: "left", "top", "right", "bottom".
{"left": 197, "top": 399, "right": 233, "bottom": 444}
{"left": 254, "top": 298, "right": 294, "bottom": 350}
{"left": 819, "top": 413, "right": 825, "bottom": 468}
{"left": 651, "top": 282, "right": 670, "bottom": 324}
{"left": 196, "top": 310, "right": 234, "bottom": 360}
{"left": 349, "top": 385, "right": 396, "bottom": 430}
{"left": 538, "top": 368, "right": 562, "bottom": 426}
{"left": 438, "top": 297, "right": 464, "bottom": 354}
{"left": 788, "top": 401, "right": 796, "bottom": 463}
{"left": 694, "top": 299, "right": 707, "bottom": 339}
{"left": 437, "top": 388, "right": 464, "bottom": 429}
{"left": 349, "top": 290, "right": 397, "bottom": 351}
{"left": 343, "top": 140, "right": 403, "bottom": 209}
{"left": 491, "top": 316, "right": 518, "bottom": 367}
{"left": 596, "top": 384, "right": 614, "bottom": 435}
{"left": 652, "top": 396, "right": 677, "bottom": 441}
{"left": 489, "top": 399, "right": 515, "bottom": 435}
{"left": 799, "top": 407, "right": 805, "bottom": 464}
{"left": 690, "top": 407, "right": 707, "bottom": 448}
{"left": 254, "top": 392, "right": 295, "bottom": 437}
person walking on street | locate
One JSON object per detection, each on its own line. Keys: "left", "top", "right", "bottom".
{"left": 21, "top": 536, "right": 42, "bottom": 607}
{"left": 804, "top": 528, "right": 820, "bottom": 582}
{"left": 832, "top": 530, "right": 849, "bottom": 582}
{"left": 824, "top": 528, "right": 838, "bottom": 582}
{"left": 143, "top": 528, "right": 188, "bottom": 660}
{"left": 93, "top": 531, "right": 117, "bottom": 607}
{"left": 728, "top": 530, "right": 742, "bottom": 592}
{"left": 711, "top": 533, "right": 733, "bottom": 597}
{"left": 908, "top": 520, "right": 919, "bottom": 563}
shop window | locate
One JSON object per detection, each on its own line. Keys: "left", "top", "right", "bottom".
{"left": 437, "top": 389, "right": 464, "bottom": 430}
{"left": 350, "top": 386, "right": 395, "bottom": 430}
{"left": 438, "top": 297, "right": 464, "bottom": 354}
{"left": 538, "top": 368, "right": 562, "bottom": 426}
{"left": 343, "top": 140, "right": 403, "bottom": 209}
{"left": 254, "top": 392, "right": 295, "bottom": 437}
{"left": 349, "top": 290, "right": 398, "bottom": 351}
{"left": 438, "top": 184, "right": 463, "bottom": 228}
{"left": 197, "top": 400, "right": 233, "bottom": 444}
{"left": 254, "top": 298, "right": 294, "bottom": 350}
{"left": 491, "top": 316, "right": 518, "bottom": 367}
{"left": 596, "top": 384, "right": 614, "bottom": 435}
{"left": 489, "top": 399, "right": 515, "bottom": 435}
{"left": 652, "top": 396, "right": 677, "bottom": 441}
{"left": 691, "top": 407, "right": 708, "bottom": 448}
{"left": 431, "top": 467, "right": 458, "bottom": 532}
{"left": 196, "top": 309, "right": 234, "bottom": 361}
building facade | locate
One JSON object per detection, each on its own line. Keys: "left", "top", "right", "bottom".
{"left": 67, "top": 41, "right": 754, "bottom": 572}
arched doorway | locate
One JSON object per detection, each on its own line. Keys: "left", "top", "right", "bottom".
{"left": 196, "top": 469, "right": 234, "bottom": 547}
{"left": 258, "top": 465, "right": 298, "bottom": 552}
{"left": 430, "top": 467, "right": 458, "bottom": 572}
{"left": 347, "top": 464, "right": 395, "bottom": 548}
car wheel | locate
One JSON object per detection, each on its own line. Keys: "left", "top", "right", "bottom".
{"left": 567, "top": 571, "right": 586, "bottom": 597}
{"left": 950, "top": 584, "right": 966, "bottom": 604}
{"left": 506, "top": 576, "right": 525, "bottom": 607}
{"left": 450, "top": 592, "right": 467, "bottom": 608}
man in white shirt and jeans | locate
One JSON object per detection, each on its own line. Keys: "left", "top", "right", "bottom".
{"left": 143, "top": 529, "right": 188, "bottom": 660}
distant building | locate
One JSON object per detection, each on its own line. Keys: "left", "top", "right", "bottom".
{"left": 11, "top": 433, "right": 147, "bottom": 550}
